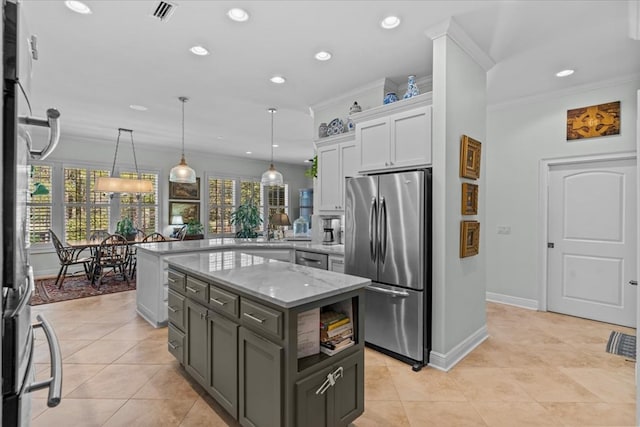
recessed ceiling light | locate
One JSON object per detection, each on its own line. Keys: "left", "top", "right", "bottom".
{"left": 556, "top": 69, "right": 575, "bottom": 77}
{"left": 227, "top": 8, "right": 249, "bottom": 22}
{"left": 129, "top": 104, "right": 148, "bottom": 111}
{"left": 272, "top": 144, "right": 279, "bottom": 148}
{"left": 270, "top": 76, "right": 286, "bottom": 84}
{"left": 65, "top": 0, "right": 92, "bottom": 14}
{"left": 381, "top": 16, "right": 400, "bottom": 29}
{"left": 246, "top": 151, "right": 252, "bottom": 154}
{"left": 315, "top": 51, "right": 332, "bottom": 61}
{"left": 304, "top": 159, "right": 312, "bottom": 163}
{"left": 189, "top": 45, "right": 209, "bottom": 56}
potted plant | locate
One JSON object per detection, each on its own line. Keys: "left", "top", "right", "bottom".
{"left": 230, "top": 199, "right": 263, "bottom": 239}
{"left": 304, "top": 155, "right": 317, "bottom": 178}
{"left": 116, "top": 217, "right": 137, "bottom": 241}
{"left": 183, "top": 219, "right": 204, "bottom": 240}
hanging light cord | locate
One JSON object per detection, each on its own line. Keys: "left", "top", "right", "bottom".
{"left": 270, "top": 110, "right": 274, "bottom": 165}
{"left": 109, "top": 128, "right": 142, "bottom": 178}
{"left": 181, "top": 99, "right": 185, "bottom": 158}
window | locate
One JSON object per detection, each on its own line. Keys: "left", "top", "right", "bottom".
{"left": 119, "top": 171, "right": 158, "bottom": 234}
{"left": 205, "top": 175, "right": 288, "bottom": 237}
{"left": 27, "top": 165, "right": 53, "bottom": 244}
{"left": 63, "top": 167, "right": 110, "bottom": 241}
{"left": 208, "top": 178, "right": 235, "bottom": 235}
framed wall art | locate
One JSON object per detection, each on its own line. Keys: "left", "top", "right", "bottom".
{"left": 460, "top": 220, "right": 480, "bottom": 258}
{"left": 169, "top": 202, "right": 200, "bottom": 224}
{"left": 169, "top": 177, "right": 200, "bottom": 200}
{"left": 461, "top": 183, "right": 478, "bottom": 215}
{"left": 459, "top": 135, "right": 482, "bottom": 180}
{"left": 566, "top": 101, "right": 620, "bottom": 140}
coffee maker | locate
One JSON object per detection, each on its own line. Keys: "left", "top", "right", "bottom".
{"left": 321, "top": 218, "right": 341, "bottom": 245}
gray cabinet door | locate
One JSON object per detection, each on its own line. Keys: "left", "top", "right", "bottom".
{"left": 185, "top": 299, "right": 208, "bottom": 386}
{"left": 208, "top": 310, "right": 238, "bottom": 419}
{"left": 238, "top": 327, "right": 282, "bottom": 427}
{"left": 295, "top": 367, "right": 331, "bottom": 427}
{"left": 333, "top": 350, "right": 364, "bottom": 425}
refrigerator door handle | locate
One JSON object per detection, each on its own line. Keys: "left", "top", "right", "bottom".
{"left": 369, "top": 197, "right": 378, "bottom": 262}
{"left": 367, "top": 285, "right": 410, "bottom": 297}
{"left": 379, "top": 197, "right": 388, "bottom": 263}
{"left": 27, "top": 314, "right": 63, "bottom": 407}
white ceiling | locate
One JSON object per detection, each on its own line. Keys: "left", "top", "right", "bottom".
{"left": 20, "top": 0, "right": 640, "bottom": 166}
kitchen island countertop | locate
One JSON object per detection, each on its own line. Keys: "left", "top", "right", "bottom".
{"left": 165, "top": 250, "right": 367, "bottom": 308}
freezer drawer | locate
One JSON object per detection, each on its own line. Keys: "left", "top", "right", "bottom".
{"left": 294, "top": 250, "right": 328, "bottom": 270}
{"left": 364, "top": 283, "right": 423, "bottom": 362}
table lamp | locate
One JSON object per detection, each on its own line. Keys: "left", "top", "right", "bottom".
{"left": 170, "top": 215, "right": 184, "bottom": 237}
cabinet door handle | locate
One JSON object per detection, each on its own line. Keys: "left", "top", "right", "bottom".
{"left": 332, "top": 366, "right": 344, "bottom": 381}
{"left": 168, "top": 340, "right": 180, "bottom": 350}
{"left": 186, "top": 286, "right": 199, "bottom": 294}
{"left": 210, "top": 297, "right": 227, "bottom": 306}
{"left": 243, "top": 313, "right": 265, "bottom": 324}
{"left": 167, "top": 305, "right": 180, "bottom": 313}
{"left": 315, "top": 376, "right": 332, "bottom": 395}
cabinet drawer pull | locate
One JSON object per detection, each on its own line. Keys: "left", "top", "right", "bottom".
{"left": 167, "top": 305, "right": 180, "bottom": 313}
{"left": 168, "top": 277, "right": 176, "bottom": 283}
{"left": 243, "top": 313, "right": 265, "bottom": 324}
{"left": 186, "top": 286, "right": 199, "bottom": 294}
{"left": 210, "top": 298, "right": 227, "bottom": 306}
{"left": 168, "top": 340, "right": 180, "bottom": 350}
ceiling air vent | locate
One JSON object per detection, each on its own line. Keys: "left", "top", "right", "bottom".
{"left": 150, "top": 1, "right": 177, "bottom": 22}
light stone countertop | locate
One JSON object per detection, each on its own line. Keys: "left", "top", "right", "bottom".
{"left": 165, "top": 250, "right": 368, "bottom": 308}
{"left": 137, "top": 237, "right": 344, "bottom": 256}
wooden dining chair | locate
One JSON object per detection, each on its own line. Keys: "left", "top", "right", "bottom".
{"left": 142, "top": 232, "right": 166, "bottom": 242}
{"left": 49, "top": 229, "right": 93, "bottom": 289}
{"left": 128, "top": 232, "right": 167, "bottom": 277}
{"left": 92, "top": 234, "right": 131, "bottom": 289}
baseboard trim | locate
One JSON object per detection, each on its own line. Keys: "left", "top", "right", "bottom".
{"left": 486, "top": 292, "right": 539, "bottom": 310}
{"left": 428, "top": 325, "right": 488, "bottom": 372}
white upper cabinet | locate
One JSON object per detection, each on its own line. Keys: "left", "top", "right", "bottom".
{"left": 353, "top": 93, "right": 432, "bottom": 174}
{"left": 316, "top": 134, "right": 358, "bottom": 214}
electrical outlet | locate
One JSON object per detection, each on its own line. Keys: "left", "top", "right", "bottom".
{"left": 497, "top": 225, "right": 511, "bottom": 235}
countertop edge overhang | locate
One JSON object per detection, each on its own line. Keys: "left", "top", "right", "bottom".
{"left": 165, "top": 251, "right": 368, "bottom": 309}
{"left": 137, "top": 238, "right": 344, "bottom": 256}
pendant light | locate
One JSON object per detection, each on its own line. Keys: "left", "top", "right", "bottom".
{"left": 169, "top": 96, "right": 197, "bottom": 183}
{"left": 261, "top": 107, "right": 283, "bottom": 186}
{"left": 95, "top": 128, "right": 153, "bottom": 194}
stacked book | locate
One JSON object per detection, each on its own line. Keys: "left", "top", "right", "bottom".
{"left": 319, "top": 310, "right": 355, "bottom": 356}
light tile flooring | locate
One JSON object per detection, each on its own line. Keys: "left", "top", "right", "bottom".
{"left": 30, "top": 291, "right": 636, "bottom": 426}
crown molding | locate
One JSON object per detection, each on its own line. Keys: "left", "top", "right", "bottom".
{"left": 425, "top": 17, "right": 495, "bottom": 72}
{"left": 488, "top": 72, "right": 640, "bottom": 112}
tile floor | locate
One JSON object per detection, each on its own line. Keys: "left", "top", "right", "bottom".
{"left": 30, "top": 291, "right": 636, "bottom": 426}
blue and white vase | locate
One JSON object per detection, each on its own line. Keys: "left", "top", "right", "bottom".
{"left": 383, "top": 92, "right": 399, "bottom": 105}
{"left": 403, "top": 75, "right": 419, "bottom": 99}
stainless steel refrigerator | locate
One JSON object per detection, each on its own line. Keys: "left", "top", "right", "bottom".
{"left": 345, "top": 169, "right": 431, "bottom": 370}
{"left": 3, "top": 1, "right": 62, "bottom": 424}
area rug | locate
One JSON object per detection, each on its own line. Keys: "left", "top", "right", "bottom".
{"left": 606, "top": 331, "right": 636, "bottom": 360}
{"left": 30, "top": 275, "right": 136, "bottom": 306}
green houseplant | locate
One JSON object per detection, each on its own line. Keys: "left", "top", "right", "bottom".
{"left": 183, "top": 219, "right": 204, "bottom": 240}
{"left": 116, "top": 217, "right": 137, "bottom": 241}
{"left": 230, "top": 200, "right": 263, "bottom": 239}
{"left": 304, "top": 155, "right": 317, "bottom": 178}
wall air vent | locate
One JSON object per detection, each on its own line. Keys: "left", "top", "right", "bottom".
{"left": 150, "top": 1, "right": 177, "bottom": 22}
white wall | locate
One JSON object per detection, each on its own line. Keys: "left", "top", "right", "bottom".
{"left": 486, "top": 77, "right": 640, "bottom": 305}
{"left": 32, "top": 133, "right": 311, "bottom": 276}
{"left": 430, "top": 30, "right": 488, "bottom": 370}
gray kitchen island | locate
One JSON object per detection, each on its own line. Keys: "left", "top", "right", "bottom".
{"left": 165, "top": 250, "right": 369, "bottom": 427}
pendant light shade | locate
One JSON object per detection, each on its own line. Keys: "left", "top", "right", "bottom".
{"left": 169, "top": 96, "right": 197, "bottom": 183}
{"left": 95, "top": 128, "right": 153, "bottom": 194}
{"left": 261, "top": 107, "right": 284, "bottom": 186}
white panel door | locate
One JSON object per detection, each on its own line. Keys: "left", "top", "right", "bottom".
{"left": 548, "top": 158, "right": 637, "bottom": 327}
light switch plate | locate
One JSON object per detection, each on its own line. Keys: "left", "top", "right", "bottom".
{"left": 497, "top": 226, "right": 511, "bottom": 235}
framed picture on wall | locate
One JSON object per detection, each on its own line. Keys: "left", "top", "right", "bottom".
{"left": 461, "top": 183, "right": 478, "bottom": 215}
{"left": 459, "top": 135, "right": 482, "bottom": 180}
{"left": 169, "top": 202, "right": 200, "bottom": 224}
{"left": 460, "top": 220, "right": 480, "bottom": 258}
{"left": 169, "top": 177, "right": 200, "bottom": 200}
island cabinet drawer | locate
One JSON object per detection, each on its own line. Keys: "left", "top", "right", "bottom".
{"left": 208, "top": 285, "right": 239, "bottom": 318}
{"left": 185, "top": 276, "right": 208, "bottom": 305}
{"left": 240, "top": 299, "right": 283, "bottom": 338}
{"left": 167, "top": 289, "right": 185, "bottom": 331}
{"left": 168, "top": 324, "right": 185, "bottom": 364}
{"left": 168, "top": 270, "right": 186, "bottom": 293}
